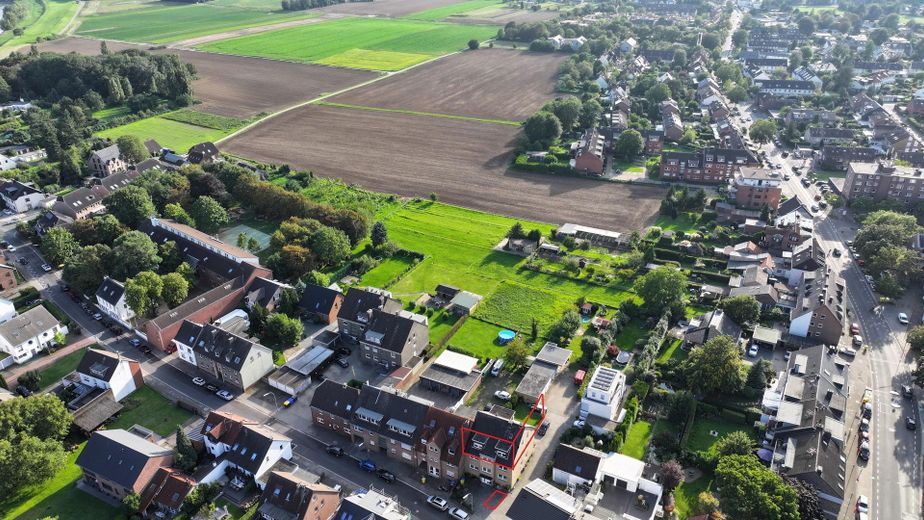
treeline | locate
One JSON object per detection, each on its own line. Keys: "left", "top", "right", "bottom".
{"left": 1, "top": 0, "right": 30, "bottom": 32}
{"left": 280, "top": 0, "right": 354, "bottom": 11}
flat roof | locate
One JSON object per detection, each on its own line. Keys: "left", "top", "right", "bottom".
{"left": 432, "top": 350, "right": 479, "bottom": 374}
{"left": 753, "top": 325, "right": 782, "bottom": 344}
{"left": 420, "top": 364, "right": 481, "bottom": 394}
{"left": 285, "top": 346, "right": 335, "bottom": 376}
{"left": 558, "top": 222, "right": 622, "bottom": 239}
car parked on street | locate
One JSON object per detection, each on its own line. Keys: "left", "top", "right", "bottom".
{"left": 852, "top": 335, "right": 863, "bottom": 347}
{"left": 449, "top": 507, "right": 471, "bottom": 520}
{"left": 128, "top": 338, "right": 142, "bottom": 347}
{"left": 907, "top": 417, "right": 917, "bottom": 430}
{"left": 326, "top": 446, "right": 344, "bottom": 457}
{"left": 216, "top": 390, "right": 235, "bottom": 401}
{"left": 205, "top": 383, "right": 219, "bottom": 393}
{"left": 192, "top": 377, "right": 206, "bottom": 386}
{"left": 537, "top": 421, "right": 550, "bottom": 436}
{"left": 426, "top": 496, "right": 449, "bottom": 512}
{"left": 856, "top": 495, "right": 869, "bottom": 514}
{"left": 902, "top": 385, "right": 913, "bottom": 399}
{"left": 377, "top": 469, "right": 396, "bottom": 483}
{"left": 359, "top": 460, "right": 376, "bottom": 472}
{"left": 850, "top": 323, "right": 860, "bottom": 335}
{"left": 41, "top": 264, "right": 52, "bottom": 272}
{"left": 898, "top": 313, "right": 909, "bottom": 325}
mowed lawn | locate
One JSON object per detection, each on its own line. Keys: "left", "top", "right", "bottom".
{"left": 198, "top": 17, "right": 498, "bottom": 71}
{"left": 687, "top": 416, "right": 753, "bottom": 453}
{"left": 76, "top": 3, "right": 315, "bottom": 44}
{"left": 447, "top": 317, "right": 506, "bottom": 360}
{"left": 97, "top": 113, "right": 242, "bottom": 152}
{"left": 109, "top": 386, "right": 194, "bottom": 436}
{"left": 474, "top": 280, "right": 575, "bottom": 334}
{"left": 620, "top": 420, "right": 653, "bottom": 459}
{"left": 405, "top": 0, "right": 503, "bottom": 21}
{"left": 36, "top": 347, "right": 88, "bottom": 389}
{"left": 0, "top": 0, "right": 80, "bottom": 53}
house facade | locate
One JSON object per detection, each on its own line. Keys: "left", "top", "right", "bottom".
{"left": 0, "top": 180, "right": 44, "bottom": 212}
{"left": 0, "top": 306, "right": 66, "bottom": 364}
{"left": 573, "top": 128, "right": 606, "bottom": 175}
{"left": 579, "top": 366, "right": 626, "bottom": 422}
{"left": 337, "top": 287, "right": 402, "bottom": 342}
{"left": 731, "top": 167, "right": 782, "bottom": 210}
{"left": 463, "top": 410, "right": 535, "bottom": 489}
{"left": 174, "top": 320, "right": 275, "bottom": 392}
{"left": 76, "top": 348, "right": 143, "bottom": 401}
{"left": 843, "top": 162, "right": 924, "bottom": 203}
{"left": 76, "top": 429, "right": 173, "bottom": 501}
{"left": 96, "top": 277, "right": 135, "bottom": 327}
{"left": 86, "top": 144, "right": 127, "bottom": 177}
{"left": 298, "top": 283, "right": 343, "bottom": 324}
{"left": 359, "top": 309, "right": 428, "bottom": 370}
{"left": 199, "top": 411, "right": 293, "bottom": 486}
{"left": 258, "top": 471, "right": 341, "bottom": 520}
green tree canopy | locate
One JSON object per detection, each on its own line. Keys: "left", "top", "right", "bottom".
{"left": 160, "top": 272, "right": 189, "bottom": 308}
{"left": 70, "top": 214, "right": 125, "bottom": 246}
{"left": 748, "top": 119, "right": 778, "bottom": 143}
{"left": 524, "top": 111, "right": 562, "bottom": 144}
{"left": 713, "top": 430, "right": 756, "bottom": 457}
{"left": 261, "top": 313, "right": 303, "bottom": 349}
{"left": 106, "top": 231, "right": 162, "bottom": 280}
{"left": 0, "top": 395, "right": 72, "bottom": 497}
{"left": 645, "top": 83, "right": 672, "bottom": 105}
{"left": 633, "top": 267, "right": 687, "bottom": 314}
{"left": 125, "top": 271, "right": 164, "bottom": 317}
{"left": 542, "top": 96, "right": 582, "bottom": 131}
{"left": 614, "top": 129, "right": 644, "bottom": 160}
{"left": 104, "top": 185, "right": 156, "bottom": 228}
{"left": 115, "top": 135, "right": 148, "bottom": 164}
{"left": 63, "top": 244, "right": 110, "bottom": 294}
{"left": 310, "top": 227, "right": 351, "bottom": 268}
{"left": 371, "top": 221, "right": 388, "bottom": 248}
{"left": 720, "top": 295, "right": 760, "bottom": 325}
{"left": 684, "top": 336, "right": 744, "bottom": 394}
{"left": 40, "top": 227, "right": 80, "bottom": 266}
{"left": 189, "top": 196, "right": 229, "bottom": 234}
{"left": 164, "top": 203, "right": 195, "bottom": 227}
{"left": 715, "top": 454, "right": 799, "bottom": 520}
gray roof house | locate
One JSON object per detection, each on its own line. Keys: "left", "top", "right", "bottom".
{"left": 76, "top": 429, "right": 173, "bottom": 500}
{"left": 683, "top": 309, "right": 742, "bottom": 346}
{"left": 173, "top": 320, "right": 275, "bottom": 391}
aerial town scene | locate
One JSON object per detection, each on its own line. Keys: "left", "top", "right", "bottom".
{"left": 0, "top": 0, "right": 921, "bottom": 519}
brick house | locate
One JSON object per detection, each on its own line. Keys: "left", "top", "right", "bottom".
{"left": 661, "top": 148, "right": 757, "bottom": 183}
{"left": 463, "top": 410, "right": 535, "bottom": 489}
{"left": 257, "top": 471, "right": 341, "bottom": 520}
{"left": 86, "top": 144, "right": 127, "bottom": 177}
{"left": 351, "top": 385, "right": 430, "bottom": 465}
{"left": 174, "top": 320, "right": 275, "bottom": 392}
{"left": 844, "top": 161, "right": 924, "bottom": 202}
{"left": 138, "top": 468, "right": 196, "bottom": 519}
{"left": 731, "top": 167, "right": 783, "bottom": 210}
{"left": 76, "top": 429, "right": 173, "bottom": 501}
{"left": 310, "top": 380, "right": 360, "bottom": 437}
{"left": 298, "top": 283, "right": 343, "bottom": 324}
{"left": 573, "top": 128, "right": 606, "bottom": 175}
{"left": 359, "top": 309, "right": 429, "bottom": 370}
{"left": 417, "top": 407, "right": 470, "bottom": 482}
{"left": 789, "top": 270, "right": 845, "bottom": 346}
{"left": 818, "top": 146, "right": 879, "bottom": 171}
{"left": 660, "top": 99, "right": 684, "bottom": 141}
{"left": 642, "top": 129, "right": 664, "bottom": 155}
{"left": 337, "top": 288, "right": 402, "bottom": 342}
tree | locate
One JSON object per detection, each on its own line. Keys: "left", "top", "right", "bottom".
{"left": 507, "top": 223, "right": 526, "bottom": 239}
{"left": 714, "top": 431, "right": 756, "bottom": 457}
{"left": 189, "top": 196, "right": 228, "bottom": 234}
{"left": 504, "top": 335, "right": 530, "bottom": 370}
{"left": 672, "top": 48, "right": 687, "bottom": 68}
{"left": 304, "top": 270, "right": 330, "bottom": 287}
{"left": 125, "top": 271, "right": 164, "bottom": 317}
{"left": 63, "top": 244, "right": 110, "bottom": 294}
{"left": 645, "top": 83, "right": 672, "bottom": 106}
{"left": 310, "top": 227, "right": 351, "bottom": 268}
{"left": 116, "top": 135, "right": 148, "bottom": 164}
{"left": 41, "top": 227, "right": 79, "bottom": 266}
{"left": 71, "top": 214, "right": 126, "bottom": 246}
{"left": 543, "top": 96, "right": 582, "bottom": 131}
{"left": 371, "top": 221, "right": 388, "bottom": 248}
{"left": 160, "top": 272, "right": 189, "bottom": 307}
{"left": 679, "top": 128, "right": 697, "bottom": 146}
{"left": 262, "top": 313, "right": 303, "bottom": 349}
{"left": 164, "top": 203, "right": 195, "bottom": 227}
{"left": 727, "top": 85, "right": 747, "bottom": 103}
{"left": 122, "top": 492, "right": 141, "bottom": 515}
{"left": 633, "top": 267, "right": 687, "bottom": 315}
{"left": 523, "top": 111, "right": 562, "bottom": 144}
{"left": 580, "top": 336, "right": 602, "bottom": 362}
{"left": 105, "top": 185, "right": 156, "bottom": 228}
{"left": 720, "top": 295, "right": 760, "bottom": 325}
{"left": 53, "top": 331, "right": 66, "bottom": 347}
{"left": 613, "top": 129, "right": 643, "bottom": 160}
{"left": 869, "top": 28, "right": 890, "bottom": 46}
{"left": 547, "top": 310, "right": 582, "bottom": 342}
{"left": 694, "top": 491, "right": 722, "bottom": 517}
{"left": 107, "top": 231, "right": 161, "bottom": 279}
{"left": 468, "top": 39, "right": 479, "bottom": 50}
{"left": 748, "top": 120, "right": 778, "bottom": 143}
{"left": 731, "top": 29, "right": 748, "bottom": 47}
{"left": 0, "top": 395, "right": 71, "bottom": 497}
{"left": 913, "top": 356, "right": 924, "bottom": 387}
{"left": 658, "top": 460, "right": 684, "bottom": 492}
{"left": 715, "top": 455, "right": 799, "bottom": 520}
{"left": 797, "top": 17, "right": 815, "bottom": 35}
{"left": 883, "top": 13, "right": 900, "bottom": 30}
{"left": 909, "top": 326, "right": 924, "bottom": 353}
{"left": 746, "top": 359, "right": 772, "bottom": 389}
{"left": 700, "top": 33, "right": 720, "bottom": 50}
{"left": 530, "top": 317, "right": 539, "bottom": 341}
{"left": 781, "top": 476, "right": 823, "bottom": 520}
{"left": 579, "top": 99, "right": 603, "bottom": 129}
{"left": 277, "top": 288, "right": 300, "bottom": 318}
{"left": 684, "top": 336, "right": 744, "bottom": 394}
{"left": 174, "top": 427, "right": 197, "bottom": 471}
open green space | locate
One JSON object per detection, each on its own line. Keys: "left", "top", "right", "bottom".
{"left": 674, "top": 476, "right": 713, "bottom": 520}
{"left": 299, "top": 177, "right": 401, "bottom": 220}
{"left": 656, "top": 338, "right": 687, "bottom": 364}
{"left": 359, "top": 255, "right": 416, "bottom": 288}
{"left": 405, "top": 0, "right": 503, "bottom": 21}
{"left": 0, "top": 0, "right": 43, "bottom": 48}
{"left": 92, "top": 105, "right": 131, "bottom": 122}
{"left": 613, "top": 321, "right": 647, "bottom": 351}
{"left": 161, "top": 109, "right": 248, "bottom": 131}
{"left": 36, "top": 347, "right": 86, "bottom": 389}
{"left": 109, "top": 386, "right": 194, "bottom": 436}
{"left": 687, "top": 416, "right": 751, "bottom": 453}
{"left": 97, "top": 112, "right": 243, "bottom": 152}
{"left": 0, "top": 0, "right": 80, "bottom": 53}
{"left": 474, "top": 280, "right": 574, "bottom": 334}
{"left": 76, "top": 3, "right": 316, "bottom": 44}
{"left": 447, "top": 317, "right": 506, "bottom": 360}
{"left": 512, "top": 402, "right": 543, "bottom": 426}
{"left": 811, "top": 169, "right": 846, "bottom": 182}
{"left": 198, "top": 17, "right": 497, "bottom": 71}
{"left": 654, "top": 213, "right": 700, "bottom": 233}
{"left": 620, "top": 420, "right": 653, "bottom": 459}
{"left": 428, "top": 310, "right": 461, "bottom": 345}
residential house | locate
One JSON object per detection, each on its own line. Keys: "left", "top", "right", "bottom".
{"left": 463, "top": 409, "right": 535, "bottom": 488}
{"left": 309, "top": 379, "right": 360, "bottom": 437}
{"left": 351, "top": 385, "right": 430, "bottom": 466}
{"left": 86, "top": 144, "right": 127, "bottom": 177}
{"left": 853, "top": 61, "right": 904, "bottom": 74}
{"left": 792, "top": 66, "right": 823, "bottom": 89}
{"left": 52, "top": 188, "right": 106, "bottom": 224}
{"left": 547, "top": 35, "right": 587, "bottom": 51}
{"left": 684, "top": 309, "right": 741, "bottom": 347}
{"left": 804, "top": 127, "right": 857, "bottom": 146}
{"left": 138, "top": 467, "right": 196, "bottom": 519}
{"left": 818, "top": 146, "right": 878, "bottom": 171}
{"left": 32, "top": 211, "right": 59, "bottom": 236}
{"left": 608, "top": 110, "right": 629, "bottom": 135}
{"left": 419, "top": 350, "right": 482, "bottom": 400}
{"left": 0, "top": 298, "right": 13, "bottom": 323}
{"left": 174, "top": 320, "right": 275, "bottom": 392}
{"left": 337, "top": 287, "right": 402, "bottom": 342}
{"left": 243, "top": 276, "right": 292, "bottom": 313}
{"left": 642, "top": 129, "right": 664, "bottom": 155}
{"left": 336, "top": 488, "right": 410, "bottom": 520}
{"left": 96, "top": 277, "right": 135, "bottom": 327}
{"left": 417, "top": 406, "right": 469, "bottom": 482}
{"left": 660, "top": 148, "right": 758, "bottom": 183}
{"left": 88, "top": 168, "right": 141, "bottom": 197}
{"left": 619, "top": 37, "right": 637, "bottom": 54}
{"left": 573, "top": 128, "right": 606, "bottom": 175}
{"left": 359, "top": 309, "right": 428, "bottom": 371}
{"left": 660, "top": 99, "right": 684, "bottom": 142}
{"left": 579, "top": 365, "right": 626, "bottom": 430}
{"left": 0, "top": 305, "right": 67, "bottom": 364}
{"left": 143, "top": 139, "right": 163, "bottom": 157}
{"left": 756, "top": 80, "right": 816, "bottom": 97}
{"left": 907, "top": 88, "right": 924, "bottom": 116}
{"left": 744, "top": 57, "right": 788, "bottom": 72}
{"left": 506, "top": 479, "right": 581, "bottom": 520}
{"left": 0, "top": 180, "right": 44, "bottom": 213}
{"left": 187, "top": 142, "right": 220, "bottom": 165}
{"left": 731, "top": 167, "right": 782, "bottom": 210}
{"left": 76, "top": 429, "right": 173, "bottom": 501}
{"left": 297, "top": 283, "right": 343, "bottom": 323}
{"left": 75, "top": 348, "right": 143, "bottom": 402}
{"left": 638, "top": 49, "right": 674, "bottom": 63}
{"left": 788, "top": 269, "right": 845, "bottom": 346}
{"left": 552, "top": 444, "right": 604, "bottom": 487}
{"left": 844, "top": 161, "right": 924, "bottom": 202}
{"left": 257, "top": 471, "right": 341, "bottom": 520}
{"left": 509, "top": 472, "right": 662, "bottom": 520}
{"left": 199, "top": 411, "right": 293, "bottom": 487}
{"left": 515, "top": 342, "right": 571, "bottom": 405}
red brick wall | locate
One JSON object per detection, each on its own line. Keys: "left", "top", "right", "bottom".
{"left": 0, "top": 266, "right": 17, "bottom": 291}
{"left": 145, "top": 287, "right": 245, "bottom": 352}
{"left": 129, "top": 360, "right": 144, "bottom": 389}
{"left": 575, "top": 154, "right": 604, "bottom": 174}
{"left": 134, "top": 455, "right": 174, "bottom": 494}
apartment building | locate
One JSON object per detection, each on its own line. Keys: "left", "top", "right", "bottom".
{"left": 463, "top": 409, "right": 534, "bottom": 489}
{"left": 660, "top": 148, "right": 758, "bottom": 183}
{"left": 731, "top": 167, "right": 783, "bottom": 210}
{"left": 337, "top": 287, "right": 402, "bottom": 342}
{"left": 843, "top": 161, "right": 924, "bottom": 202}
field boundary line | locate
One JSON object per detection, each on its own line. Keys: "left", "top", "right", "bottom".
{"left": 315, "top": 101, "right": 520, "bottom": 126}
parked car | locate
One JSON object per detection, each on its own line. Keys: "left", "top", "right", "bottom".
{"left": 41, "top": 264, "right": 52, "bottom": 272}
{"left": 128, "top": 338, "right": 142, "bottom": 347}
{"left": 336, "top": 346, "right": 352, "bottom": 357}
{"left": 448, "top": 507, "right": 471, "bottom": 520}
{"left": 59, "top": 283, "right": 69, "bottom": 292}
{"left": 377, "top": 469, "right": 396, "bottom": 483}
{"left": 840, "top": 347, "right": 857, "bottom": 358}
{"left": 335, "top": 357, "right": 350, "bottom": 368}
{"left": 898, "top": 313, "right": 909, "bottom": 325}
{"left": 901, "top": 384, "right": 913, "bottom": 399}
{"left": 93, "top": 313, "right": 103, "bottom": 321}
{"left": 574, "top": 370, "right": 586, "bottom": 385}
{"left": 537, "top": 421, "right": 550, "bottom": 436}
{"left": 573, "top": 419, "right": 586, "bottom": 429}
{"left": 359, "top": 460, "right": 376, "bottom": 472}
{"left": 859, "top": 418, "right": 870, "bottom": 433}
{"left": 6, "top": 245, "right": 14, "bottom": 252}
{"left": 205, "top": 383, "right": 219, "bottom": 393}
{"left": 858, "top": 441, "right": 870, "bottom": 460}
{"left": 856, "top": 495, "right": 869, "bottom": 514}
{"left": 426, "top": 496, "right": 449, "bottom": 512}
{"left": 852, "top": 335, "right": 863, "bottom": 347}
{"left": 850, "top": 323, "right": 860, "bottom": 335}
{"left": 490, "top": 359, "right": 504, "bottom": 376}
{"left": 216, "top": 390, "right": 235, "bottom": 401}
{"left": 832, "top": 248, "right": 841, "bottom": 258}
{"left": 747, "top": 345, "right": 759, "bottom": 357}
{"left": 283, "top": 395, "right": 297, "bottom": 407}
{"left": 192, "top": 377, "right": 206, "bottom": 386}
{"left": 326, "top": 446, "right": 344, "bottom": 457}
{"left": 908, "top": 417, "right": 918, "bottom": 430}
{"left": 494, "top": 390, "right": 511, "bottom": 401}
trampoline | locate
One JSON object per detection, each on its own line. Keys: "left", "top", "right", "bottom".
{"left": 497, "top": 329, "right": 516, "bottom": 345}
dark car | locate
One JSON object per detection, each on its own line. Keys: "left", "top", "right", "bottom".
{"left": 377, "top": 469, "right": 396, "bottom": 483}
{"left": 326, "top": 446, "right": 344, "bottom": 457}
{"left": 205, "top": 383, "right": 220, "bottom": 393}
{"left": 537, "top": 421, "right": 550, "bottom": 436}
{"left": 902, "top": 385, "right": 914, "bottom": 399}
{"left": 15, "top": 385, "right": 32, "bottom": 397}
{"left": 907, "top": 417, "right": 917, "bottom": 430}
{"left": 141, "top": 347, "right": 152, "bottom": 355}
{"left": 359, "top": 460, "right": 376, "bottom": 472}
{"left": 335, "top": 357, "right": 350, "bottom": 368}
{"left": 336, "top": 346, "right": 352, "bottom": 357}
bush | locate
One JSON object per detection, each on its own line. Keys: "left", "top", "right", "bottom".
{"left": 631, "top": 380, "right": 651, "bottom": 401}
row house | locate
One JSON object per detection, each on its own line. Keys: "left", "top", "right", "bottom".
{"left": 337, "top": 287, "right": 402, "bottom": 342}
{"left": 660, "top": 99, "right": 684, "bottom": 142}
{"left": 462, "top": 409, "right": 535, "bottom": 489}
{"left": 843, "top": 161, "right": 924, "bottom": 203}
{"left": 660, "top": 147, "right": 761, "bottom": 184}
{"left": 641, "top": 129, "right": 664, "bottom": 155}
{"left": 638, "top": 49, "right": 675, "bottom": 63}
{"left": 573, "top": 128, "right": 606, "bottom": 175}
{"left": 818, "top": 146, "right": 879, "bottom": 171}
{"left": 792, "top": 66, "right": 823, "bottom": 89}
{"left": 853, "top": 61, "right": 904, "bottom": 74}
{"left": 257, "top": 471, "right": 341, "bottom": 520}
{"left": 174, "top": 320, "right": 275, "bottom": 392}
{"left": 743, "top": 57, "right": 788, "bottom": 72}
{"left": 781, "top": 109, "right": 839, "bottom": 127}
{"left": 756, "top": 79, "right": 816, "bottom": 98}
{"left": 788, "top": 269, "right": 845, "bottom": 347}
{"left": 907, "top": 88, "right": 924, "bottom": 117}
{"left": 803, "top": 127, "right": 857, "bottom": 146}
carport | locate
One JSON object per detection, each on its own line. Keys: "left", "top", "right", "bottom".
{"left": 752, "top": 325, "right": 782, "bottom": 348}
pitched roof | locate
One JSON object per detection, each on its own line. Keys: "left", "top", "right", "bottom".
{"left": 362, "top": 310, "right": 419, "bottom": 354}
{"left": 92, "top": 169, "right": 139, "bottom": 196}
{"left": 54, "top": 187, "right": 103, "bottom": 219}
{"left": 684, "top": 309, "right": 742, "bottom": 345}
{"left": 552, "top": 443, "right": 603, "bottom": 481}
{"left": 309, "top": 379, "right": 359, "bottom": 418}
{"left": 246, "top": 277, "right": 291, "bottom": 309}
{"left": 418, "top": 407, "right": 469, "bottom": 466}
{"left": 258, "top": 471, "right": 338, "bottom": 520}
{"left": 139, "top": 467, "right": 196, "bottom": 515}
{"left": 143, "top": 139, "right": 162, "bottom": 156}
{"left": 96, "top": 276, "right": 126, "bottom": 306}
{"left": 76, "top": 348, "right": 125, "bottom": 382}
{"left": 201, "top": 411, "right": 257, "bottom": 446}
{"left": 506, "top": 479, "right": 577, "bottom": 520}
{"left": 465, "top": 410, "right": 529, "bottom": 467}
{"left": 76, "top": 429, "right": 172, "bottom": 489}
{"left": 0, "top": 306, "right": 59, "bottom": 346}
{"left": 354, "top": 385, "right": 430, "bottom": 444}
{"left": 179, "top": 320, "right": 266, "bottom": 372}
{"left": 224, "top": 423, "right": 290, "bottom": 475}
{"left": 187, "top": 142, "right": 220, "bottom": 164}
{"left": 91, "top": 144, "right": 121, "bottom": 164}
{"left": 0, "top": 180, "right": 42, "bottom": 200}
{"left": 298, "top": 283, "right": 342, "bottom": 315}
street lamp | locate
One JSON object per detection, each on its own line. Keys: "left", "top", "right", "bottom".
{"left": 263, "top": 391, "right": 279, "bottom": 419}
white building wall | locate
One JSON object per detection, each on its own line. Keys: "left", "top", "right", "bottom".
{"left": 552, "top": 468, "right": 592, "bottom": 487}
{"left": 789, "top": 312, "right": 812, "bottom": 338}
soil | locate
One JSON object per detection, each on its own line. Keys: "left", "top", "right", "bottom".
{"left": 223, "top": 104, "right": 666, "bottom": 231}
{"left": 37, "top": 37, "right": 378, "bottom": 118}
{"left": 331, "top": 48, "right": 566, "bottom": 122}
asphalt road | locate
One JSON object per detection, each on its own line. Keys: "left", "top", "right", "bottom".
{"left": 730, "top": 102, "right": 923, "bottom": 520}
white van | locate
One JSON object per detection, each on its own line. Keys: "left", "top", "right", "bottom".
{"left": 491, "top": 359, "right": 504, "bottom": 376}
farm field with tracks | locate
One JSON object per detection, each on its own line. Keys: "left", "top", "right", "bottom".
{"left": 36, "top": 37, "right": 377, "bottom": 118}
{"left": 197, "top": 17, "right": 498, "bottom": 71}
{"left": 330, "top": 49, "right": 565, "bottom": 121}
{"left": 223, "top": 104, "right": 665, "bottom": 231}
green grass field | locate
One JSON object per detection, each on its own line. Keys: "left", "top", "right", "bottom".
{"left": 687, "top": 416, "right": 752, "bottom": 453}
{"left": 76, "top": 3, "right": 315, "bottom": 44}
{"left": 447, "top": 317, "right": 506, "bottom": 360}
{"left": 474, "top": 280, "right": 575, "bottom": 334}
{"left": 405, "top": 0, "right": 503, "bottom": 21}
{"left": 299, "top": 177, "right": 400, "bottom": 219}
{"left": 0, "top": 0, "right": 43, "bottom": 48}
{"left": 161, "top": 109, "right": 248, "bottom": 131}
{"left": 359, "top": 256, "right": 416, "bottom": 288}
{"left": 620, "top": 420, "right": 653, "bottom": 459}
{"left": 0, "top": 0, "right": 80, "bottom": 54}
{"left": 656, "top": 338, "right": 687, "bottom": 364}
{"left": 613, "top": 321, "right": 647, "bottom": 351}
{"left": 92, "top": 105, "right": 131, "bottom": 122}
{"left": 198, "top": 17, "right": 498, "bottom": 71}
{"left": 97, "top": 112, "right": 243, "bottom": 151}
{"left": 36, "top": 347, "right": 87, "bottom": 389}
{"left": 109, "top": 386, "right": 194, "bottom": 436}
{"left": 674, "top": 476, "right": 713, "bottom": 520}
{"left": 654, "top": 213, "right": 700, "bottom": 233}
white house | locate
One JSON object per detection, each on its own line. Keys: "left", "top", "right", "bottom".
{"left": 198, "top": 411, "right": 293, "bottom": 489}
{"left": 0, "top": 180, "right": 45, "bottom": 213}
{"left": 174, "top": 320, "right": 275, "bottom": 392}
{"left": 95, "top": 277, "right": 135, "bottom": 327}
{"left": 0, "top": 155, "right": 16, "bottom": 171}
{"left": 552, "top": 444, "right": 604, "bottom": 487}
{"left": 579, "top": 365, "right": 627, "bottom": 422}
{"left": 75, "top": 348, "right": 143, "bottom": 401}
{"left": 548, "top": 34, "right": 587, "bottom": 51}
{"left": 0, "top": 306, "right": 66, "bottom": 364}
{"left": 0, "top": 298, "right": 16, "bottom": 323}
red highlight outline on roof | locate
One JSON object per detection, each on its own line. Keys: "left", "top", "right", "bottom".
{"left": 482, "top": 489, "right": 509, "bottom": 510}
{"left": 460, "top": 394, "right": 545, "bottom": 471}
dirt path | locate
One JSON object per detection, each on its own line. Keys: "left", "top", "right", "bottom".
{"left": 170, "top": 12, "right": 343, "bottom": 48}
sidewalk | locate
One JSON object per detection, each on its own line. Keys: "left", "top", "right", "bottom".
{"left": 2, "top": 333, "right": 97, "bottom": 386}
